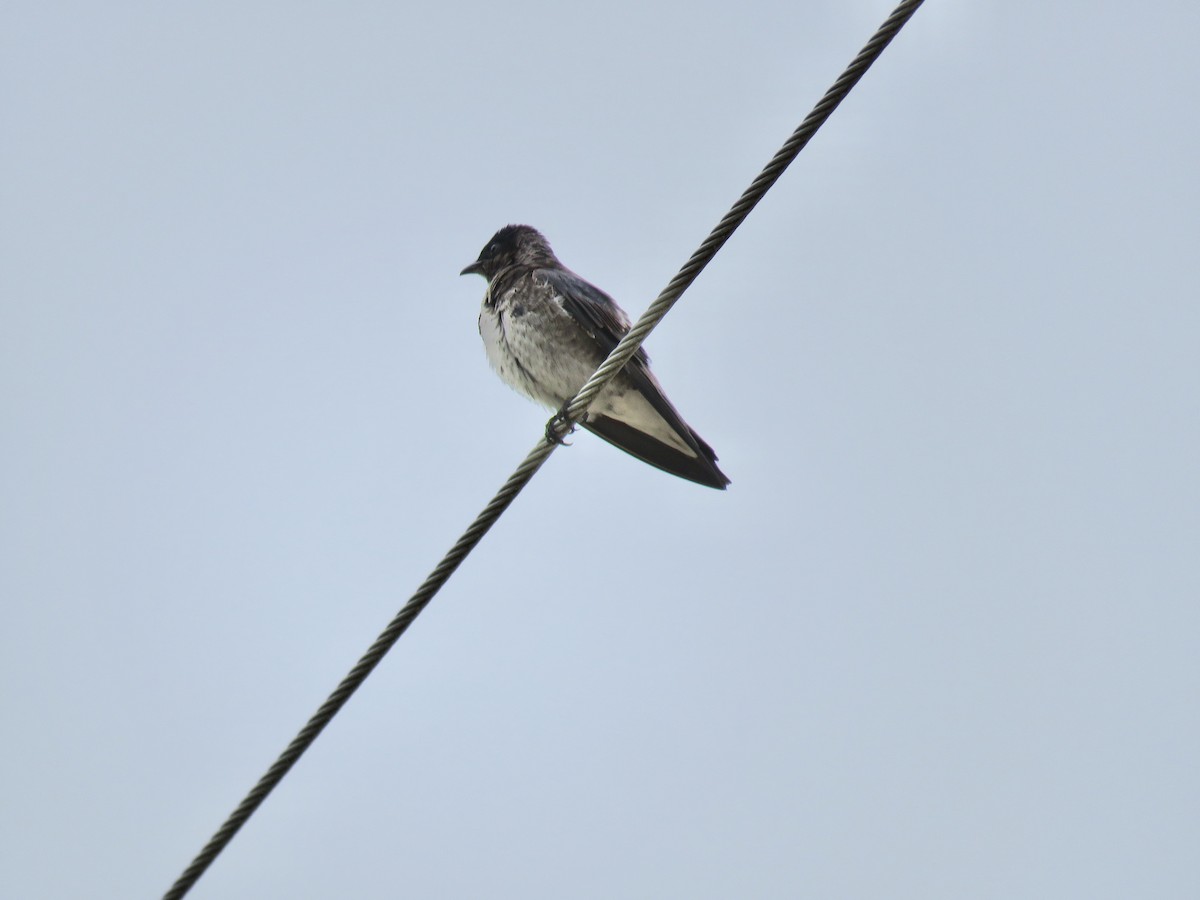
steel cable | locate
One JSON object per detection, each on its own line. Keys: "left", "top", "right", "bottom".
{"left": 163, "top": 1, "right": 924, "bottom": 895}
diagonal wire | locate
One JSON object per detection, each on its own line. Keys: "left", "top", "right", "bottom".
{"left": 162, "top": 1, "right": 924, "bottom": 896}
{"left": 560, "top": 0, "right": 925, "bottom": 432}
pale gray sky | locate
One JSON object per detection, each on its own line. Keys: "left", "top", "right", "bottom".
{"left": 3, "top": 2, "right": 1198, "bottom": 897}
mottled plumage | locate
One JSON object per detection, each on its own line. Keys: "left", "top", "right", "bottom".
{"left": 461, "top": 225, "right": 730, "bottom": 489}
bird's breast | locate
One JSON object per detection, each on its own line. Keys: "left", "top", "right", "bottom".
{"left": 478, "top": 289, "right": 602, "bottom": 410}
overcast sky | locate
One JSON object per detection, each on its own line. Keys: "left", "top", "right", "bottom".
{"left": 3, "top": 2, "right": 1198, "bottom": 897}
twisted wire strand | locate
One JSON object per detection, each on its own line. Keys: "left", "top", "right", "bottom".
{"left": 163, "top": 2, "right": 923, "bottom": 896}
{"left": 562, "top": 0, "right": 924, "bottom": 428}
{"left": 162, "top": 448, "right": 555, "bottom": 900}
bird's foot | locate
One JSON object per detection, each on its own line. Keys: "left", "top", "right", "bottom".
{"left": 544, "top": 404, "right": 576, "bottom": 446}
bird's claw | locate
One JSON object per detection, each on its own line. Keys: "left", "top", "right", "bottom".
{"left": 545, "top": 406, "right": 576, "bottom": 446}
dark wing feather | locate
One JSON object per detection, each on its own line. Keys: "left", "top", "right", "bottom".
{"left": 582, "top": 415, "right": 730, "bottom": 489}
{"left": 538, "top": 267, "right": 729, "bottom": 489}
{"left": 537, "top": 268, "right": 644, "bottom": 361}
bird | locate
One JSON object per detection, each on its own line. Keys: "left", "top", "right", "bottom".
{"left": 461, "top": 224, "right": 730, "bottom": 490}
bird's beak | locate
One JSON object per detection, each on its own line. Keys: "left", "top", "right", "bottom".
{"left": 460, "top": 260, "right": 485, "bottom": 277}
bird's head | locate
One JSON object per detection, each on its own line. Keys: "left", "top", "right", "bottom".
{"left": 461, "top": 224, "right": 559, "bottom": 280}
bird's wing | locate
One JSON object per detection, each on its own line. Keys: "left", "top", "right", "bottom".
{"left": 537, "top": 268, "right": 644, "bottom": 362}
{"left": 538, "top": 267, "right": 728, "bottom": 488}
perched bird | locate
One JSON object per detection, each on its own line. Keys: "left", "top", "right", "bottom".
{"left": 461, "top": 225, "right": 730, "bottom": 489}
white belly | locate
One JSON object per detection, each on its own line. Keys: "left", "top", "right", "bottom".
{"left": 478, "top": 294, "right": 695, "bottom": 456}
